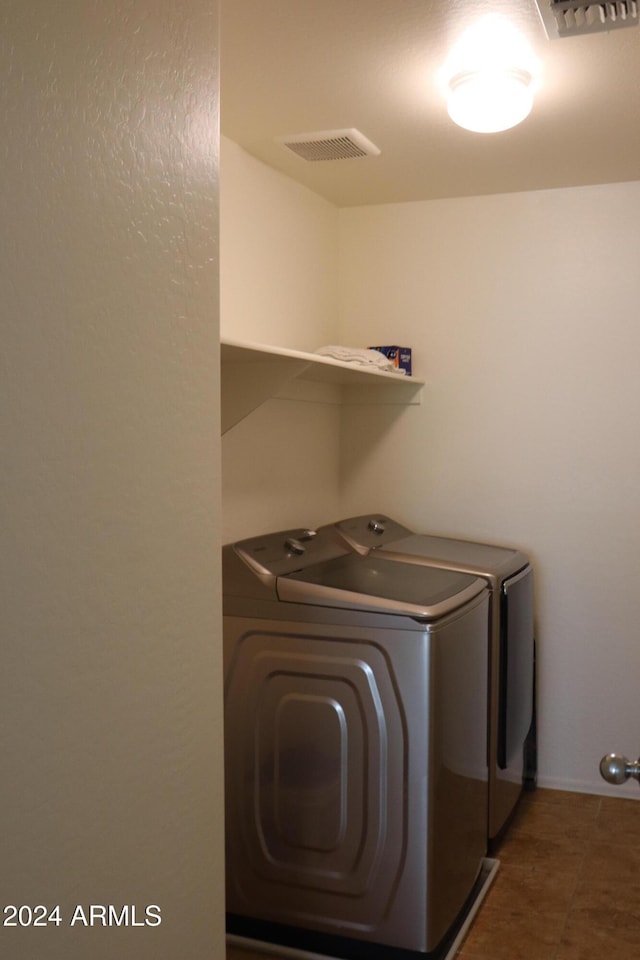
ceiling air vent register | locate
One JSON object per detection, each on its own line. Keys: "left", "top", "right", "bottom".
{"left": 277, "top": 128, "right": 381, "bottom": 162}
{"left": 536, "top": 0, "right": 639, "bottom": 37}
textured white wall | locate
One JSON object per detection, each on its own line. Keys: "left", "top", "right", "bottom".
{"left": 220, "top": 138, "right": 341, "bottom": 541}
{"left": 337, "top": 181, "right": 640, "bottom": 797}
{"left": 0, "top": 4, "right": 224, "bottom": 958}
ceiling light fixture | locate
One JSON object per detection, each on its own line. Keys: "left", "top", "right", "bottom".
{"left": 443, "top": 16, "right": 539, "bottom": 134}
{"left": 447, "top": 65, "right": 534, "bottom": 133}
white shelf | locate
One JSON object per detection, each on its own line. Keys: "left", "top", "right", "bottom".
{"left": 221, "top": 337, "right": 424, "bottom": 433}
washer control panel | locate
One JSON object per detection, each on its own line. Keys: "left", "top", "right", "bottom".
{"left": 233, "top": 527, "right": 347, "bottom": 577}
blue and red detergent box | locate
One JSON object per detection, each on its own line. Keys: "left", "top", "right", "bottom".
{"left": 369, "top": 345, "right": 412, "bottom": 376}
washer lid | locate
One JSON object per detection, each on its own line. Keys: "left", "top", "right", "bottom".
{"left": 278, "top": 554, "right": 486, "bottom": 620}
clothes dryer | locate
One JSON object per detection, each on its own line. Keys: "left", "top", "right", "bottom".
{"left": 223, "top": 526, "right": 490, "bottom": 958}
{"left": 326, "top": 515, "right": 535, "bottom": 845}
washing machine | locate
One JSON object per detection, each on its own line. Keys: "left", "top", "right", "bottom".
{"left": 325, "top": 514, "right": 535, "bottom": 845}
{"left": 223, "top": 526, "right": 490, "bottom": 958}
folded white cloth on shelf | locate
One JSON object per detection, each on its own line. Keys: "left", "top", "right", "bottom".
{"left": 314, "top": 345, "right": 399, "bottom": 372}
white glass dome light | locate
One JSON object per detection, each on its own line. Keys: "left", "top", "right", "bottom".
{"left": 443, "top": 16, "right": 540, "bottom": 134}
{"left": 447, "top": 66, "right": 534, "bottom": 133}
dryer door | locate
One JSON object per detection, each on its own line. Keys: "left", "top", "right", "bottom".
{"left": 497, "top": 566, "right": 534, "bottom": 772}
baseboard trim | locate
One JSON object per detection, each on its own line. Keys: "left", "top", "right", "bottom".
{"left": 536, "top": 774, "right": 640, "bottom": 800}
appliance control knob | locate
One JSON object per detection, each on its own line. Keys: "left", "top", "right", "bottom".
{"left": 368, "top": 519, "right": 386, "bottom": 535}
{"left": 300, "top": 530, "right": 317, "bottom": 540}
{"left": 285, "top": 537, "right": 306, "bottom": 555}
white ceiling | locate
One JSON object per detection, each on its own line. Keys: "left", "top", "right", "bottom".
{"left": 220, "top": 0, "right": 640, "bottom": 206}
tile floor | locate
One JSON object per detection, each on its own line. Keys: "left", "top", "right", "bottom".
{"left": 457, "top": 786, "right": 640, "bottom": 960}
{"left": 227, "top": 787, "right": 640, "bottom": 960}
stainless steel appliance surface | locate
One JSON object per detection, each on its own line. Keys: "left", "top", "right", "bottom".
{"left": 326, "top": 514, "right": 536, "bottom": 844}
{"left": 223, "top": 526, "right": 490, "bottom": 958}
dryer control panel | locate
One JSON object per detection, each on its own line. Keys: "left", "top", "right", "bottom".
{"left": 329, "top": 514, "right": 413, "bottom": 554}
